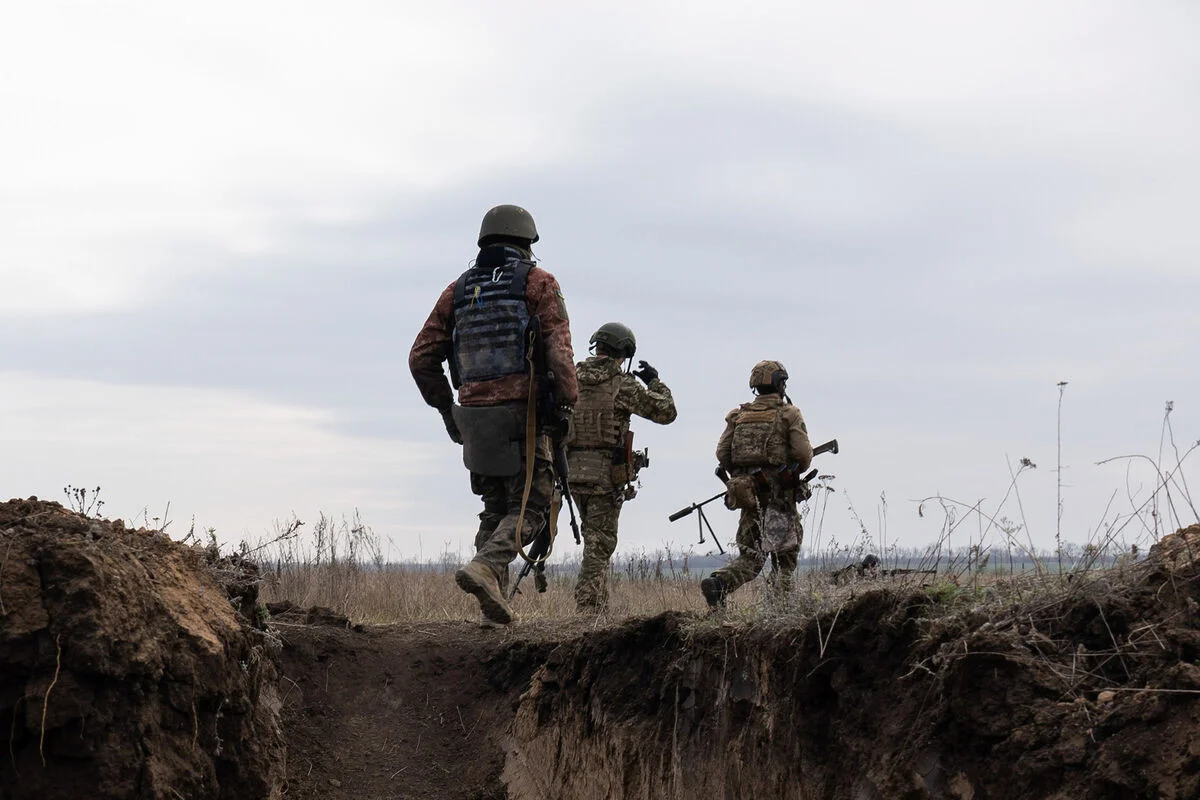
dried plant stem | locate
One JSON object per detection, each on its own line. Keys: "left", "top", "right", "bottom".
{"left": 40, "top": 635, "right": 62, "bottom": 767}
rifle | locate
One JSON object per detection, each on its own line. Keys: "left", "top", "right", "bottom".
{"left": 551, "top": 421, "right": 581, "bottom": 546}
{"left": 527, "top": 317, "right": 581, "bottom": 547}
{"left": 510, "top": 506, "right": 556, "bottom": 599}
{"left": 777, "top": 438, "right": 839, "bottom": 495}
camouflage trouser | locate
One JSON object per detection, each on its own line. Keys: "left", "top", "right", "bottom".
{"left": 573, "top": 491, "right": 621, "bottom": 611}
{"left": 710, "top": 506, "right": 803, "bottom": 598}
{"left": 469, "top": 435, "right": 554, "bottom": 594}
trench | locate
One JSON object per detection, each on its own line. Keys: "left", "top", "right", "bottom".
{"left": 278, "top": 582, "right": 1200, "bottom": 800}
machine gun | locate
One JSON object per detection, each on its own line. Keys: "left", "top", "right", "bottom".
{"left": 668, "top": 438, "right": 840, "bottom": 552}
{"left": 667, "top": 476, "right": 727, "bottom": 554}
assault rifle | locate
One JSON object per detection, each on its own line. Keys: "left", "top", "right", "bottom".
{"left": 528, "top": 316, "right": 581, "bottom": 547}
{"left": 510, "top": 516, "right": 553, "bottom": 598}
{"left": 542, "top": 368, "right": 581, "bottom": 546}
{"left": 668, "top": 438, "right": 840, "bottom": 552}
{"left": 509, "top": 325, "right": 581, "bottom": 601}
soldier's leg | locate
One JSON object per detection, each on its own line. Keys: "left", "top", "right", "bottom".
{"left": 574, "top": 493, "right": 621, "bottom": 612}
{"left": 473, "top": 447, "right": 554, "bottom": 587}
{"left": 470, "top": 473, "right": 510, "bottom": 593}
{"left": 710, "top": 509, "right": 767, "bottom": 595}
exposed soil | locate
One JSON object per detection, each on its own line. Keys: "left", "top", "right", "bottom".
{"left": 4, "top": 497, "right": 1199, "bottom": 799}
{"left": 0, "top": 498, "right": 284, "bottom": 800}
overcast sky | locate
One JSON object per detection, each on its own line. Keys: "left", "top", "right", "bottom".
{"left": 3, "top": 1, "right": 1198, "bottom": 563}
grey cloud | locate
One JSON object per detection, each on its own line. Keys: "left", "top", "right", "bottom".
{"left": 5, "top": 85, "right": 1198, "bottom": 553}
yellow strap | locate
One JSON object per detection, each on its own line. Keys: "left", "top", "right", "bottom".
{"left": 515, "top": 331, "right": 554, "bottom": 566}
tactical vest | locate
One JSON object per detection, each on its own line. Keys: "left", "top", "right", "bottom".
{"left": 729, "top": 405, "right": 788, "bottom": 468}
{"left": 569, "top": 374, "right": 624, "bottom": 450}
{"left": 566, "top": 372, "right": 626, "bottom": 489}
{"left": 451, "top": 259, "right": 533, "bottom": 385}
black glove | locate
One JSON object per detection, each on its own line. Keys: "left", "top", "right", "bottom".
{"left": 632, "top": 360, "right": 658, "bottom": 384}
{"left": 548, "top": 405, "right": 572, "bottom": 442}
{"left": 439, "top": 407, "right": 463, "bottom": 444}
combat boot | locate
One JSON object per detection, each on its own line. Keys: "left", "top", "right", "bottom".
{"left": 455, "top": 560, "right": 515, "bottom": 625}
{"left": 700, "top": 575, "right": 727, "bottom": 609}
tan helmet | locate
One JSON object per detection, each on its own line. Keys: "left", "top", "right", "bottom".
{"left": 749, "top": 360, "right": 788, "bottom": 390}
{"left": 477, "top": 204, "right": 539, "bottom": 246}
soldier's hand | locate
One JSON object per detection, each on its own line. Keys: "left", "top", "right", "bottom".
{"left": 632, "top": 360, "right": 659, "bottom": 384}
{"left": 548, "top": 405, "right": 572, "bottom": 442}
{"left": 439, "top": 407, "right": 463, "bottom": 445}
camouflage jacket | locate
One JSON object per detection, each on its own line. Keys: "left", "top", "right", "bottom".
{"left": 408, "top": 249, "right": 577, "bottom": 410}
{"left": 574, "top": 355, "right": 677, "bottom": 439}
{"left": 715, "top": 394, "right": 812, "bottom": 475}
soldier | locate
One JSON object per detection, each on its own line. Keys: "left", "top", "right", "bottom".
{"left": 409, "top": 204, "right": 577, "bottom": 625}
{"left": 568, "top": 322, "right": 677, "bottom": 613}
{"left": 701, "top": 360, "right": 813, "bottom": 608}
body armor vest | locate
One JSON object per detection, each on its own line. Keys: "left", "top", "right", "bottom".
{"left": 729, "top": 406, "right": 788, "bottom": 468}
{"left": 569, "top": 374, "right": 625, "bottom": 450}
{"left": 451, "top": 258, "right": 533, "bottom": 385}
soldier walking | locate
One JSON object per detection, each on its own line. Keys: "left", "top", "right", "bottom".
{"left": 701, "top": 360, "right": 812, "bottom": 608}
{"left": 568, "top": 322, "right": 677, "bottom": 613}
{"left": 409, "top": 204, "right": 577, "bottom": 625}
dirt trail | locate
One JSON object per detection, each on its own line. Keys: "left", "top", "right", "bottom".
{"left": 273, "top": 614, "right": 552, "bottom": 799}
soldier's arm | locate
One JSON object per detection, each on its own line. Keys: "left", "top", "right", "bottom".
{"left": 784, "top": 407, "right": 814, "bottom": 471}
{"left": 614, "top": 375, "right": 677, "bottom": 425}
{"left": 529, "top": 270, "right": 578, "bottom": 407}
{"left": 407, "top": 283, "right": 457, "bottom": 411}
{"left": 715, "top": 411, "right": 737, "bottom": 469}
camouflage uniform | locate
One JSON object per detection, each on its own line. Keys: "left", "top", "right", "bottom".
{"left": 709, "top": 393, "right": 812, "bottom": 598}
{"left": 568, "top": 355, "right": 676, "bottom": 611}
{"left": 409, "top": 242, "right": 577, "bottom": 609}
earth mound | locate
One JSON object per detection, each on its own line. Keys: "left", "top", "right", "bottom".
{"left": 0, "top": 498, "right": 285, "bottom": 800}
{"left": 503, "top": 525, "right": 1200, "bottom": 799}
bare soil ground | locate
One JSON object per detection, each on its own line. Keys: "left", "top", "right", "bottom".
{"left": 4, "top": 498, "right": 1199, "bottom": 799}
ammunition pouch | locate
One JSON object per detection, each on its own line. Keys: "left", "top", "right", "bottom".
{"left": 567, "top": 449, "right": 611, "bottom": 487}
{"left": 724, "top": 475, "right": 758, "bottom": 511}
{"left": 453, "top": 405, "right": 523, "bottom": 477}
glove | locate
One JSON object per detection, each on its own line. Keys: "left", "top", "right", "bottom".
{"left": 439, "top": 407, "right": 463, "bottom": 444}
{"left": 548, "top": 405, "right": 572, "bottom": 442}
{"left": 632, "top": 360, "right": 659, "bottom": 384}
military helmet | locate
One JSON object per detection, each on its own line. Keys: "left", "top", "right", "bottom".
{"left": 749, "top": 359, "right": 788, "bottom": 390}
{"left": 477, "top": 204, "right": 539, "bottom": 246}
{"left": 589, "top": 322, "right": 637, "bottom": 359}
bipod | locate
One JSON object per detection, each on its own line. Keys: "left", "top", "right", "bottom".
{"left": 667, "top": 491, "right": 726, "bottom": 555}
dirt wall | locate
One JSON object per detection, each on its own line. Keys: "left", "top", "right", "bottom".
{"left": 502, "top": 532, "right": 1200, "bottom": 800}
{"left": 0, "top": 499, "right": 285, "bottom": 800}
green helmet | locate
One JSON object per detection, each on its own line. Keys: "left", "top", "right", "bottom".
{"left": 749, "top": 360, "right": 788, "bottom": 390}
{"left": 589, "top": 322, "right": 637, "bottom": 359}
{"left": 477, "top": 204, "right": 539, "bottom": 246}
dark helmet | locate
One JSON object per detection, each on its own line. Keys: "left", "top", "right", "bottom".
{"left": 589, "top": 322, "right": 637, "bottom": 359}
{"left": 749, "top": 359, "right": 788, "bottom": 391}
{"left": 478, "top": 204, "right": 539, "bottom": 246}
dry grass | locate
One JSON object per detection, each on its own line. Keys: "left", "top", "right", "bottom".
{"left": 260, "top": 558, "right": 713, "bottom": 623}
